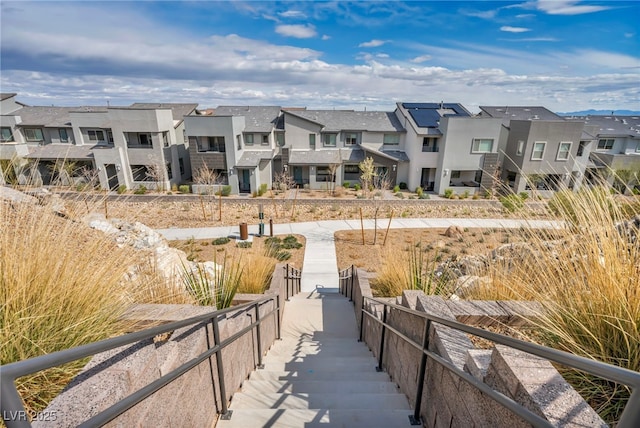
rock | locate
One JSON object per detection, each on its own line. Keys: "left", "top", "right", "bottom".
{"left": 457, "top": 255, "right": 489, "bottom": 276}
{"left": 0, "top": 186, "right": 38, "bottom": 203}
{"left": 453, "top": 275, "right": 492, "bottom": 298}
{"left": 445, "top": 225, "right": 464, "bottom": 238}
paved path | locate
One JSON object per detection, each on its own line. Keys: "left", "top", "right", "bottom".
{"left": 157, "top": 218, "right": 561, "bottom": 292}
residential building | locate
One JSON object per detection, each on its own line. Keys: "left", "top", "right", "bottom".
{"left": 0, "top": 94, "right": 197, "bottom": 190}
{"left": 479, "top": 106, "right": 587, "bottom": 194}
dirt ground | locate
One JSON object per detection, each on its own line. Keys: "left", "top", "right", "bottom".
{"left": 334, "top": 227, "right": 529, "bottom": 272}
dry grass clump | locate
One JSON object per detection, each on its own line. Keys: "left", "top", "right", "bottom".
{"left": 237, "top": 255, "right": 276, "bottom": 294}
{"left": 472, "top": 186, "right": 639, "bottom": 424}
{"left": 0, "top": 199, "right": 135, "bottom": 413}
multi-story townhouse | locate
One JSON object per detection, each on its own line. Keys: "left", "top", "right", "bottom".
{"left": 394, "top": 103, "right": 506, "bottom": 194}
{"left": 0, "top": 94, "right": 197, "bottom": 190}
{"left": 578, "top": 115, "right": 640, "bottom": 190}
{"left": 281, "top": 109, "right": 406, "bottom": 189}
{"left": 479, "top": 106, "right": 587, "bottom": 194}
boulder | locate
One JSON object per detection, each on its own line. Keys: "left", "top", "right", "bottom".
{"left": 445, "top": 225, "right": 464, "bottom": 239}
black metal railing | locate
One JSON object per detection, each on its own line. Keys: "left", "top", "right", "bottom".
{"left": 0, "top": 295, "right": 282, "bottom": 428}
{"left": 359, "top": 296, "right": 640, "bottom": 427}
{"left": 283, "top": 264, "right": 301, "bottom": 300}
{"left": 338, "top": 265, "right": 356, "bottom": 301}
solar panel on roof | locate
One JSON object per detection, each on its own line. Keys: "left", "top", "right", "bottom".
{"left": 408, "top": 109, "right": 442, "bottom": 128}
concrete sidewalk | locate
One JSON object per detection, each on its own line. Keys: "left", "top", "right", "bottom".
{"left": 157, "top": 218, "right": 561, "bottom": 292}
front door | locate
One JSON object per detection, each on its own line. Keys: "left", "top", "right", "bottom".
{"left": 293, "top": 166, "right": 302, "bottom": 186}
{"left": 239, "top": 169, "right": 251, "bottom": 193}
{"left": 105, "top": 164, "right": 119, "bottom": 190}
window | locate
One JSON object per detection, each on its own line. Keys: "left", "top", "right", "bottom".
{"left": 322, "top": 133, "right": 337, "bottom": 147}
{"left": 194, "top": 136, "right": 225, "bottom": 152}
{"left": 107, "top": 130, "right": 114, "bottom": 143}
{"left": 577, "top": 141, "right": 587, "bottom": 157}
{"left": 383, "top": 134, "right": 399, "bottom": 145}
{"left": 261, "top": 134, "right": 269, "bottom": 145}
{"left": 516, "top": 140, "right": 525, "bottom": 156}
{"left": 531, "top": 141, "right": 546, "bottom": 160}
{"left": 163, "top": 132, "right": 169, "bottom": 147}
{"left": 1, "top": 127, "right": 14, "bottom": 142}
{"left": 316, "top": 166, "right": 333, "bottom": 182}
{"left": 422, "top": 137, "right": 439, "bottom": 152}
{"left": 637, "top": 142, "right": 640, "bottom": 153}
{"left": 471, "top": 138, "right": 494, "bottom": 153}
{"left": 139, "top": 133, "right": 152, "bottom": 146}
{"left": 87, "top": 129, "right": 105, "bottom": 143}
{"left": 245, "top": 134, "right": 254, "bottom": 146}
{"left": 276, "top": 132, "right": 285, "bottom": 147}
{"left": 130, "top": 165, "right": 153, "bottom": 181}
{"left": 597, "top": 139, "right": 614, "bottom": 150}
{"left": 59, "top": 128, "right": 69, "bottom": 143}
{"left": 236, "top": 135, "right": 242, "bottom": 150}
{"left": 24, "top": 128, "right": 44, "bottom": 142}
{"left": 309, "top": 134, "right": 316, "bottom": 149}
{"left": 344, "top": 165, "right": 359, "bottom": 173}
{"left": 166, "top": 162, "right": 173, "bottom": 180}
{"left": 557, "top": 142, "right": 572, "bottom": 160}
{"left": 345, "top": 133, "right": 358, "bottom": 145}
{"left": 179, "top": 158, "right": 185, "bottom": 175}
{"left": 451, "top": 170, "right": 461, "bottom": 179}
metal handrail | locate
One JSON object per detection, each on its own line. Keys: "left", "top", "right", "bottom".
{"left": 0, "top": 294, "right": 281, "bottom": 428}
{"left": 283, "top": 264, "right": 301, "bottom": 300}
{"left": 338, "top": 265, "right": 356, "bottom": 301}
{"left": 361, "top": 295, "right": 640, "bottom": 427}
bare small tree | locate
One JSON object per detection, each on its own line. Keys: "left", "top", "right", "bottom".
{"left": 145, "top": 163, "right": 166, "bottom": 192}
{"left": 273, "top": 171, "right": 296, "bottom": 193}
{"left": 359, "top": 157, "right": 376, "bottom": 198}
{"left": 328, "top": 163, "right": 339, "bottom": 195}
{"left": 193, "top": 165, "right": 221, "bottom": 187}
{"left": 78, "top": 165, "right": 100, "bottom": 190}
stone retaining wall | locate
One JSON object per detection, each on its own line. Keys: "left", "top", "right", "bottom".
{"left": 34, "top": 264, "right": 294, "bottom": 427}
{"left": 351, "top": 268, "right": 606, "bottom": 428}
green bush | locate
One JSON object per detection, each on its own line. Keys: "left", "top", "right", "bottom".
{"left": 415, "top": 186, "right": 423, "bottom": 196}
{"left": 117, "top": 184, "right": 127, "bottom": 194}
{"left": 461, "top": 190, "right": 470, "bottom": 199}
{"left": 419, "top": 193, "right": 430, "bottom": 200}
{"left": 274, "top": 250, "right": 292, "bottom": 261}
{"left": 499, "top": 194, "right": 525, "bottom": 213}
{"left": 179, "top": 185, "right": 190, "bottom": 194}
{"left": 443, "top": 188, "right": 454, "bottom": 199}
{"left": 258, "top": 183, "right": 268, "bottom": 196}
{"left": 212, "top": 237, "right": 230, "bottom": 245}
{"left": 399, "top": 182, "right": 407, "bottom": 190}
{"left": 343, "top": 181, "right": 350, "bottom": 188}
{"left": 133, "top": 185, "right": 147, "bottom": 195}
{"left": 354, "top": 183, "right": 361, "bottom": 191}
{"left": 519, "top": 191, "right": 529, "bottom": 200}
{"left": 393, "top": 185, "right": 400, "bottom": 193}
{"left": 395, "top": 192, "right": 405, "bottom": 199}
{"left": 221, "top": 185, "right": 232, "bottom": 196}
{"left": 236, "top": 241, "right": 252, "bottom": 248}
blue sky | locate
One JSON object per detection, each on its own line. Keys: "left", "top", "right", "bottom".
{"left": 1, "top": 1, "right": 638, "bottom": 113}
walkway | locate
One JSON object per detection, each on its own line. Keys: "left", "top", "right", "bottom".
{"left": 215, "top": 290, "right": 412, "bottom": 427}
{"left": 157, "top": 218, "right": 561, "bottom": 292}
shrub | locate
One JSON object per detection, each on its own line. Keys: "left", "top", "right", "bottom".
{"left": 499, "top": 194, "right": 524, "bottom": 213}
{"left": 221, "top": 185, "right": 232, "bottom": 196}
{"left": 399, "top": 182, "right": 407, "bottom": 190}
{"left": 395, "top": 192, "right": 405, "bottom": 199}
{"left": 133, "top": 185, "right": 147, "bottom": 195}
{"left": 518, "top": 191, "right": 529, "bottom": 200}
{"left": 343, "top": 181, "right": 350, "bottom": 188}
{"left": 178, "top": 184, "right": 190, "bottom": 194}
{"left": 236, "top": 241, "right": 252, "bottom": 248}
{"left": 461, "top": 190, "right": 470, "bottom": 199}
{"left": 212, "top": 237, "right": 230, "bottom": 245}
{"left": 415, "top": 186, "right": 423, "bottom": 196}
{"left": 393, "top": 185, "right": 400, "bottom": 193}
{"left": 117, "top": 184, "right": 127, "bottom": 194}
{"left": 237, "top": 253, "right": 276, "bottom": 294}
{"left": 181, "top": 253, "right": 242, "bottom": 308}
{"left": 354, "top": 183, "right": 361, "bottom": 191}
{"left": 471, "top": 186, "right": 640, "bottom": 424}
{"left": 419, "top": 193, "right": 430, "bottom": 200}
{"left": 443, "top": 188, "right": 454, "bottom": 199}
{"left": 258, "top": 183, "right": 268, "bottom": 196}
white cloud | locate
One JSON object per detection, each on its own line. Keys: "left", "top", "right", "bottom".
{"left": 501, "top": 26, "right": 532, "bottom": 33}
{"left": 410, "top": 55, "right": 432, "bottom": 64}
{"left": 625, "top": 32, "right": 635, "bottom": 38}
{"left": 376, "top": 53, "right": 390, "bottom": 59}
{"left": 501, "top": 37, "right": 559, "bottom": 42}
{"left": 275, "top": 24, "right": 317, "bottom": 38}
{"left": 534, "top": 0, "right": 612, "bottom": 15}
{"left": 279, "top": 10, "right": 307, "bottom": 19}
{"left": 358, "top": 39, "right": 386, "bottom": 48}
{"left": 322, "top": 35, "right": 331, "bottom": 40}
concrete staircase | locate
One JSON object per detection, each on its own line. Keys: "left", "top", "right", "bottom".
{"left": 216, "top": 290, "right": 413, "bottom": 427}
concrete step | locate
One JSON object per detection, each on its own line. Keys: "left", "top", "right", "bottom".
{"left": 215, "top": 409, "right": 413, "bottom": 428}
{"left": 229, "top": 392, "right": 411, "bottom": 410}
{"left": 249, "top": 370, "right": 390, "bottom": 382}
{"left": 261, "top": 357, "right": 377, "bottom": 372}
{"left": 265, "top": 346, "right": 373, "bottom": 358}
{"left": 240, "top": 379, "right": 400, "bottom": 394}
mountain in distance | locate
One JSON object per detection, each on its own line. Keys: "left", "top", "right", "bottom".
{"left": 557, "top": 109, "right": 640, "bottom": 116}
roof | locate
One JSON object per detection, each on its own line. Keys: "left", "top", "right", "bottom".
{"left": 236, "top": 150, "right": 275, "bottom": 167}
{"left": 479, "top": 106, "right": 563, "bottom": 121}
{"left": 129, "top": 103, "right": 198, "bottom": 122}
{"left": 398, "top": 102, "right": 470, "bottom": 129}
{"left": 360, "top": 144, "right": 410, "bottom": 162}
{"left": 576, "top": 115, "right": 640, "bottom": 138}
{"left": 288, "top": 149, "right": 341, "bottom": 165}
{"left": 340, "top": 149, "right": 366, "bottom": 163}
{"left": 9, "top": 106, "right": 79, "bottom": 127}
{"left": 285, "top": 110, "right": 405, "bottom": 132}
{"left": 25, "top": 144, "right": 96, "bottom": 160}
{"left": 214, "top": 106, "right": 283, "bottom": 132}
{"left": 1, "top": 93, "right": 18, "bottom": 101}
